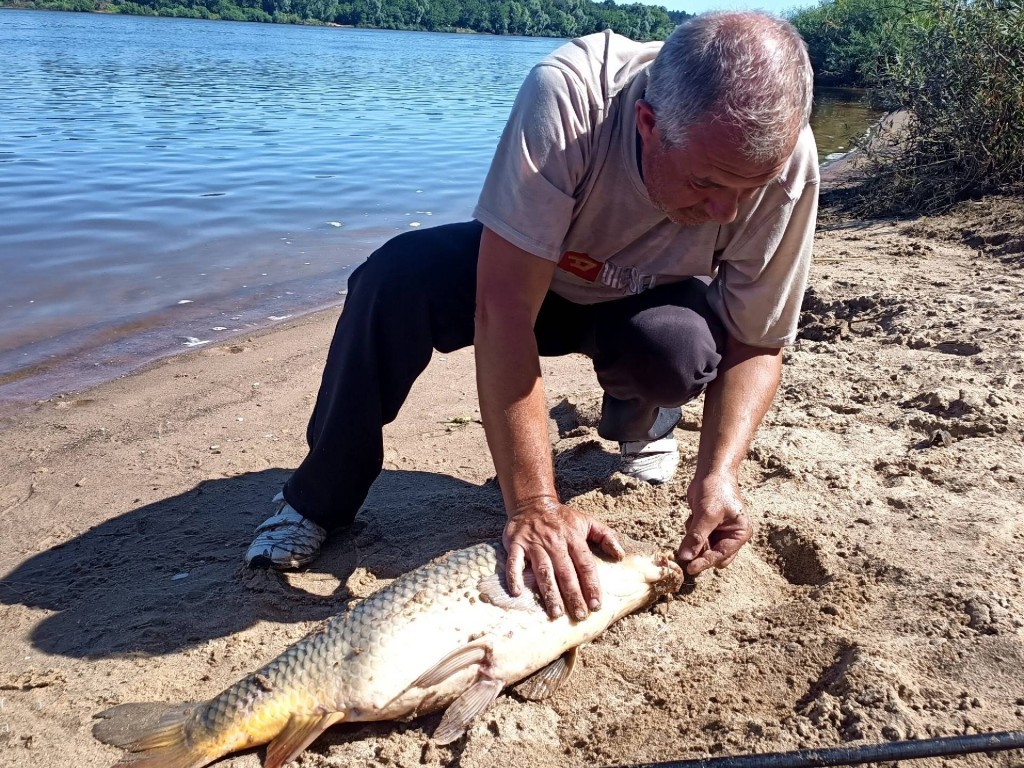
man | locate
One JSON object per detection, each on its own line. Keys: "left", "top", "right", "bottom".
{"left": 246, "top": 11, "right": 819, "bottom": 623}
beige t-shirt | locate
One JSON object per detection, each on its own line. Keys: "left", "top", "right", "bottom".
{"left": 473, "top": 30, "right": 820, "bottom": 348}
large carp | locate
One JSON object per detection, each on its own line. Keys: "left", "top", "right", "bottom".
{"left": 94, "top": 538, "right": 683, "bottom": 768}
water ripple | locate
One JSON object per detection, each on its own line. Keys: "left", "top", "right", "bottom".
{"left": 0, "top": 11, "right": 561, "bottom": 394}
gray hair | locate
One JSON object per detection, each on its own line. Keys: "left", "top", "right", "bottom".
{"left": 645, "top": 12, "right": 814, "bottom": 163}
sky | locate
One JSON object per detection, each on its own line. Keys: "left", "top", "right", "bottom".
{"left": 641, "top": 0, "right": 815, "bottom": 17}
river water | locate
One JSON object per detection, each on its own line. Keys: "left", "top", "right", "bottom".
{"left": 0, "top": 10, "right": 882, "bottom": 408}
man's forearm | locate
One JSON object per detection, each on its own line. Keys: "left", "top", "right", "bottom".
{"left": 475, "top": 308, "right": 559, "bottom": 517}
{"left": 474, "top": 228, "right": 621, "bottom": 618}
{"left": 696, "top": 338, "right": 783, "bottom": 480}
{"left": 473, "top": 227, "right": 561, "bottom": 517}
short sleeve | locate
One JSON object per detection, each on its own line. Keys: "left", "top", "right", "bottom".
{"left": 473, "top": 63, "right": 593, "bottom": 261}
{"left": 707, "top": 128, "right": 820, "bottom": 347}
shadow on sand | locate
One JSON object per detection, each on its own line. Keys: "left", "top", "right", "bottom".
{"left": 0, "top": 467, "right": 507, "bottom": 660}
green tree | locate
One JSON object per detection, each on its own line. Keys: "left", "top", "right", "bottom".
{"left": 790, "top": 0, "right": 910, "bottom": 86}
{"left": 2, "top": 0, "right": 684, "bottom": 40}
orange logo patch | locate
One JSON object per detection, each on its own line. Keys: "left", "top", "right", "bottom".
{"left": 558, "top": 251, "right": 603, "bottom": 282}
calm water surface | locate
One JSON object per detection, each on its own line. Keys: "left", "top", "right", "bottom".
{"left": 813, "top": 86, "right": 884, "bottom": 163}
{"left": 0, "top": 10, "right": 881, "bottom": 408}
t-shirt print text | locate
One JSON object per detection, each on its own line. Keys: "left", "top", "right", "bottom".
{"left": 558, "top": 251, "right": 658, "bottom": 294}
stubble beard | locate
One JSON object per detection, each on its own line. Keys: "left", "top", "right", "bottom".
{"left": 651, "top": 194, "right": 711, "bottom": 227}
{"left": 664, "top": 206, "right": 711, "bottom": 226}
{"left": 645, "top": 167, "right": 711, "bottom": 227}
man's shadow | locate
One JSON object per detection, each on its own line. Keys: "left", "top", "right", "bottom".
{"left": 0, "top": 468, "right": 506, "bottom": 659}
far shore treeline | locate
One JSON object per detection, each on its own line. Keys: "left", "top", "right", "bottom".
{"left": 0, "top": 0, "right": 688, "bottom": 39}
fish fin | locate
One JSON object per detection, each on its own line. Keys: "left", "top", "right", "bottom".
{"left": 512, "top": 647, "right": 578, "bottom": 701}
{"left": 432, "top": 678, "right": 504, "bottom": 745}
{"left": 93, "top": 702, "right": 194, "bottom": 749}
{"left": 476, "top": 570, "right": 544, "bottom": 613}
{"left": 92, "top": 702, "right": 210, "bottom": 768}
{"left": 264, "top": 711, "right": 344, "bottom": 768}
{"left": 412, "top": 641, "right": 489, "bottom": 689}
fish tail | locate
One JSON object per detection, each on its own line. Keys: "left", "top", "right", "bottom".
{"left": 93, "top": 702, "right": 222, "bottom": 768}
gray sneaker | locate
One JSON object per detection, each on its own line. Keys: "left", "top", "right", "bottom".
{"left": 245, "top": 492, "right": 327, "bottom": 570}
{"left": 619, "top": 435, "right": 680, "bottom": 484}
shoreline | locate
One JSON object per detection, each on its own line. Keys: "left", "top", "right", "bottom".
{"left": 1, "top": 8, "right": 877, "bottom": 413}
{"left": 0, "top": 273, "right": 353, "bottom": 428}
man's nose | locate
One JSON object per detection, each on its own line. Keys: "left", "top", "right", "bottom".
{"left": 705, "top": 189, "right": 741, "bottom": 224}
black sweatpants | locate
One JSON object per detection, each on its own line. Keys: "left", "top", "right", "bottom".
{"left": 283, "top": 220, "right": 726, "bottom": 530}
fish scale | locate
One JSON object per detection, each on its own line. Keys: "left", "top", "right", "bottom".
{"left": 94, "top": 539, "right": 682, "bottom": 768}
{"left": 193, "top": 543, "right": 503, "bottom": 738}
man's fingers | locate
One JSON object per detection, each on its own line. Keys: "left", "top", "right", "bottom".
{"left": 715, "top": 526, "right": 750, "bottom": 562}
{"left": 684, "top": 525, "right": 751, "bottom": 574}
{"left": 589, "top": 518, "right": 625, "bottom": 561}
{"left": 685, "top": 555, "right": 711, "bottom": 576}
{"left": 567, "top": 538, "right": 602, "bottom": 612}
{"left": 710, "top": 536, "right": 747, "bottom": 571}
{"left": 529, "top": 549, "right": 566, "bottom": 620}
{"left": 503, "top": 507, "right": 619, "bottom": 620}
{"left": 550, "top": 544, "right": 588, "bottom": 621}
{"left": 687, "top": 547, "right": 727, "bottom": 574}
{"left": 505, "top": 542, "right": 526, "bottom": 596}
{"left": 677, "top": 523, "right": 710, "bottom": 563}
{"left": 718, "top": 551, "right": 741, "bottom": 569}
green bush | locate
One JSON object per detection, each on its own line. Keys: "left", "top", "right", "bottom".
{"left": 852, "top": 0, "right": 1024, "bottom": 214}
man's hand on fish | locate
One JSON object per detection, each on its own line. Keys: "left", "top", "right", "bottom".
{"left": 678, "top": 471, "right": 753, "bottom": 575}
{"left": 503, "top": 499, "right": 625, "bottom": 622}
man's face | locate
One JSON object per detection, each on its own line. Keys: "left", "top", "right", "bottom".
{"left": 635, "top": 100, "right": 792, "bottom": 226}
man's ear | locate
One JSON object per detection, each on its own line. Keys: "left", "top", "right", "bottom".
{"left": 635, "top": 99, "right": 658, "bottom": 143}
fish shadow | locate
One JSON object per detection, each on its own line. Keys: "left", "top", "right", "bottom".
{"left": 0, "top": 468, "right": 504, "bottom": 660}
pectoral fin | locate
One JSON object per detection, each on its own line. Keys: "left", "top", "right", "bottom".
{"left": 264, "top": 712, "right": 345, "bottom": 768}
{"left": 512, "top": 647, "right": 579, "bottom": 701}
{"left": 432, "top": 678, "right": 504, "bottom": 745}
{"left": 412, "top": 641, "right": 489, "bottom": 689}
{"left": 476, "top": 570, "right": 544, "bottom": 613}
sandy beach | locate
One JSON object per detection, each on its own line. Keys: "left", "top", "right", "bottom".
{"left": 1, "top": 191, "right": 1023, "bottom": 767}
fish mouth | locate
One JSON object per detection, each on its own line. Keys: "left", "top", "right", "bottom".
{"left": 651, "top": 554, "right": 684, "bottom": 596}
{"left": 608, "top": 538, "right": 685, "bottom": 595}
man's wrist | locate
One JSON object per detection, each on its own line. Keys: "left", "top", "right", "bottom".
{"left": 506, "top": 493, "right": 561, "bottom": 519}
{"left": 692, "top": 464, "right": 740, "bottom": 486}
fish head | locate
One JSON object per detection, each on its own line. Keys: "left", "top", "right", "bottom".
{"left": 599, "top": 537, "right": 684, "bottom": 606}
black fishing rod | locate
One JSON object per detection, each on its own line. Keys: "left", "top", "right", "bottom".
{"left": 608, "top": 730, "right": 1024, "bottom": 768}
